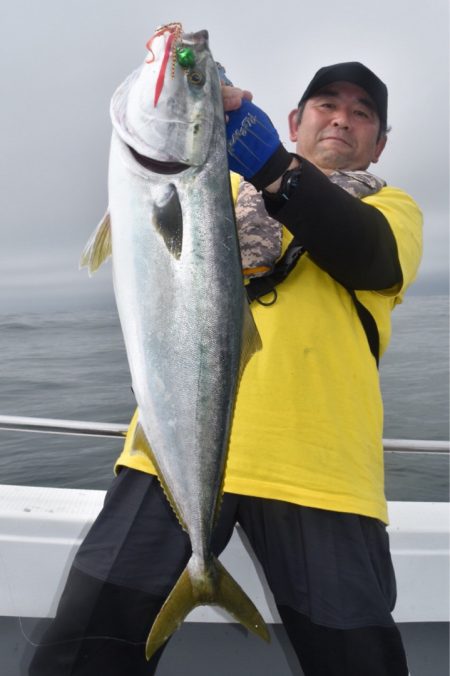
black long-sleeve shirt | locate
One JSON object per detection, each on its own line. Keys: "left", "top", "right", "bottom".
{"left": 263, "top": 158, "right": 403, "bottom": 292}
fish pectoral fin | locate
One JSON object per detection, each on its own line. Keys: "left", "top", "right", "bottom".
{"left": 238, "top": 300, "right": 263, "bottom": 381}
{"left": 79, "top": 210, "right": 112, "bottom": 275}
{"left": 145, "top": 555, "right": 269, "bottom": 661}
{"left": 153, "top": 184, "right": 183, "bottom": 260}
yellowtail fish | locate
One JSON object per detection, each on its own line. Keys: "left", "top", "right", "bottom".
{"left": 81, "top": 23, "right": 268, "bottom": 660}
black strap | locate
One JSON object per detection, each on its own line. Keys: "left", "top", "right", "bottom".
{"left": 246, "top": 239, "right": 380, "bottom": 367}
{"left": 246, "top": 240, "right": 305, "bottom": 303}
{"left": 346, "top": 288, "right": 380, "bottom": 366}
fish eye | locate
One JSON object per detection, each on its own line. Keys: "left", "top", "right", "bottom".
{"left": 188, "top": 70, "right": 205, "bottom": 87}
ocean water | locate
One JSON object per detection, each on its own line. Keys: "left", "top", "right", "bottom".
{"left": 0, "top": 295, "right": 448, "bottom": 501}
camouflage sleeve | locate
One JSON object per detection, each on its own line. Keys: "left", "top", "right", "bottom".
{"left": 235, "top": 179, "right": 282, "bottom": 278}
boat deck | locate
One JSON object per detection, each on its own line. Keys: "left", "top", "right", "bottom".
{"left": 2, "top": 616, "right": 449, "bottom": 675}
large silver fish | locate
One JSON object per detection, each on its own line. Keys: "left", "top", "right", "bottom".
{"left": 81, "top": 23, "right": 268, "bottom": 659}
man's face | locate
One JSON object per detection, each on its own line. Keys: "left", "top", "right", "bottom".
{"left": 288, "top": 81, "right": 387, "bottom": 173}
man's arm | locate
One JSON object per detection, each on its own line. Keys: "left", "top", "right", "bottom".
{"left": 223, "top": 90, "right": 403, "bottom": 292}
{"left": 263, "top": 158, "right": 403, "bottom": 291}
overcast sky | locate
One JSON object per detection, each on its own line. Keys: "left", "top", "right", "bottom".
{"left": 0, "top": 0, "right": 448, "bottom": 312}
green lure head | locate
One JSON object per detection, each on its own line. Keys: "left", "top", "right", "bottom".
{"left": 176, "top": 46, "right": 196, "bottom": 69}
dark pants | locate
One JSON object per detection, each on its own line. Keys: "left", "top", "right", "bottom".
{"left": 28, "top": 468, "right": 409, "bottom": 675}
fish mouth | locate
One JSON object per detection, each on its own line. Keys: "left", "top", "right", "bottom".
{"left": 129, "top": 146, "right": 190, "bottom": 174}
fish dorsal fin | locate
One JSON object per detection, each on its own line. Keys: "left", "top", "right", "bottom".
{"left": 132, "top": 421, "right": 188, "bottom": 533}
{"left": 239, "top": 300, "right": 262, "bottom": 382}
{"left": 79, "top": 210, "right": 112, "bottom": 275}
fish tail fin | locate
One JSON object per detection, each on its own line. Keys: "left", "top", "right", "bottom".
{"left": 212, "top": 556, "right": 270, "bottom": 641}
{"left": 145, "top": 555, "right": 269, "bottom": 660}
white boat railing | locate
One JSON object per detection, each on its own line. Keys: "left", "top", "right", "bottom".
{"left": 0, "top": 415, "right": 448, "bottom": 624}
{"left": 0, "top": 414, "right": 448, "bottom": 454}
{"left": 0, "top": 415, "right": 126, "bottom": 438}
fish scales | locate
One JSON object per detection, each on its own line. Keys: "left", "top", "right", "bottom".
{"left": 81, "top": 24, "right": 268, "bottom": 659}
{"left": 110, "top": 133, "right": 241, "bottom": 534}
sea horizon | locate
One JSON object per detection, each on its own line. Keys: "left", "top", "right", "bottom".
{"left": 0, "top": 294, "right": 448, "bottom": 501}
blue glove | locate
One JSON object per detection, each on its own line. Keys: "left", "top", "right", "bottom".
{"left": 226, "top": 99, "right": 292, "bottom": 190}
{"left": 226, "top": 99, "right": 279, "bottom": 176}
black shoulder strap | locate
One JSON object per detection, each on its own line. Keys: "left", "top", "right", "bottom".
{"left": 346, "top": 288, "right": 380, "bottom": 366}
{"left": 246, "top": 240, "right": 305, "bottom": 304}
{"left": 246, "top": 239, "right": 380, "bottom": 367}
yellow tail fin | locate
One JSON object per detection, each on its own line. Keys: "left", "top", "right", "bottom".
{"left": 145, "top": 555, "right": 270, "bottom": 660}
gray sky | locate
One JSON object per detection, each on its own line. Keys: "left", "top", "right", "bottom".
{"left": 1, "top": 0, "right": 448, "bottom": 312}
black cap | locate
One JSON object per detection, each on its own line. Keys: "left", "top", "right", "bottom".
{"left": 298, "top": 62, "right": 388, "bottom": 130}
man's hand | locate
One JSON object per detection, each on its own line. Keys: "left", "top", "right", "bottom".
{"left": 222, "top": 87, "right": 292, "bottom": 191}
{"left": 222, "top": 85, "right": 253, "bottom": 113}
{"left": 226, "top": 99, "right": 281, "bottom": 177}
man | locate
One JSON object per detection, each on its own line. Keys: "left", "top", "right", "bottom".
{"left": 29, "top": 62, "right": 422, "bottom": 676}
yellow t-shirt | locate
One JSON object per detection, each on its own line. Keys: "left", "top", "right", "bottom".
{"left": 115, "top": 181, "right": 422, "bottom": 524}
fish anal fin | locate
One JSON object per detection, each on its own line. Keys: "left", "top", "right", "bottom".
{"left": 132, "top": 422, "right": 188, "bottom": 532}
{"left": 145, "top": 555, "right": 269, "bottom": 660}
{"left": 79, "top": 210, "right": 112, "bottom": 275}
{"left": 238, "top": 300, "right": 262, "bottom": 383}
{"left": 211, "top": 301, "right": 262, "bottom": 528}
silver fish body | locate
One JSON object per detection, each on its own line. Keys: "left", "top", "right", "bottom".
{"left": 82, "top": 24, "right": 267, "bottom": 658}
